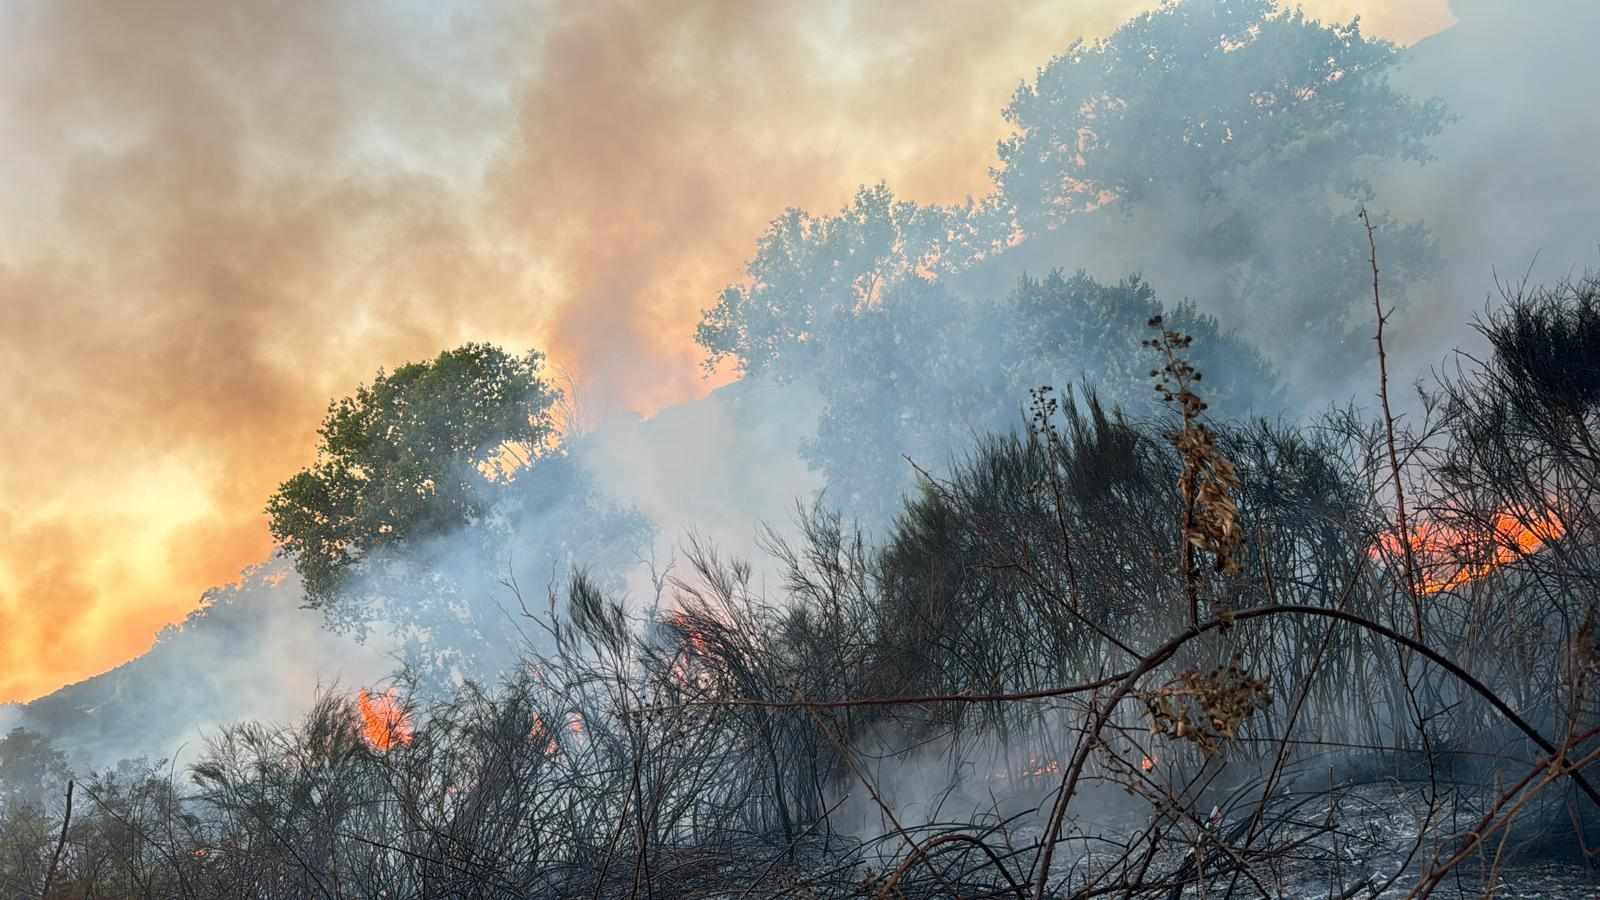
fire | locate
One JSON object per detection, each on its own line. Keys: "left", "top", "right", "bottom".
{"left": 529, "top": 714, "right": 559, "bottom": 757}
{"left": 358, "top": 688, "right": 414, "bottom": 751}
{"left": 672, "top": 611, "right": 708, "bottom": 656}
{"left": 1141, "top": 755, "right": 1157, "bottom": 772}
{"left": 1021, "top": 754, "right": 1061, "bottom": 777}
{"left": 1373, "top": 507, "right": 1566, "bottom": 594}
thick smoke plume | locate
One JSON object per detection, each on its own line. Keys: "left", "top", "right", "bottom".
{"left": 10, "top": 0, "right": 1385, "bottom": 702}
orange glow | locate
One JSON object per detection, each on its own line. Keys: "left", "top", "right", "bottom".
{"left": 529, "top": 714, "right": 560, "bottom": 757}
{"left": 672, "top": 611, "right": 709, "bottom": 656}
{"left": 1141, "top": 755, "right": 1157, "bottom": 772}
{"left": 358, "top": 688, "right": 414, "bottom": 751}
{"left": 0, "top": 2, "right": 1456, "bottom": 707}
{"left": 1021, "top": 754, "right": 1061, "bottom": 777}
{"left": 1372, "top": 507, "right": 1566, "bottom": 594}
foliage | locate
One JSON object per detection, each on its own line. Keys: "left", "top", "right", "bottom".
{"left": 696, "top": 183, "right": 991, "bottom": 380}
{"left": 698, "top": 1, "right": 1446, "bottom": 472}
{"left": 993, "top": 0, "right": 1446, "bottom": 227}
{"left": 0, "top": 728, "right": 71, "bottom": 807}
{"left": 8, "top": 296, "right": 1600, "bottom": 893}
{"left": 990, "top": 0, "right": 1447, "bottom": 383}
{"left": 805, "top": 270, "right": 1280, "bottom": 527}
{"left": 266, "top": 343, "right": 560, "bottom": 610}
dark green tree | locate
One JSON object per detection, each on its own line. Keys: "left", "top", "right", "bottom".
{"left": 266, "top": 343, "right": 559, "bottom": 611}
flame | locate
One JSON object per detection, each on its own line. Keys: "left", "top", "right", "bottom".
{"left": 1141, "top": 755, "right": 1157, "bottom": 772}
{"left": 1372, "top": 507, "right": 1566, "bottom": 594}
{"left": 529, "top": 714, "right": 559, "bottom": 757}
{"left": 672, "top": 611, "right": 708, "bottom": 656}
{"left": 1021, "top": 754, "right": 1061, "bottom": 777}
{"left": 984, "top": 754, "right": 1066, "bottom": 782}
{"left": 358, "top": 688, "right": 414, "bottom": 751}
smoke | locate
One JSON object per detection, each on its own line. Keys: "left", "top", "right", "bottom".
{"left": 0, "top": 0, "right": 1515, "bottom": 764}
{"left": 0, "top": 0, "right": 1189, "bottom": 703}
{"left": 17, "top": 561, "right": 401, "bottom": 773}
{"left": 1374, "top": 0, "right": 1600, "bottom": 377}
{"left": 0, "top": 0, "right": 529, "bottom": 703}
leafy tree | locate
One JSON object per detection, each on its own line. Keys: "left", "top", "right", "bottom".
{"left": 1000, "top": 269, "right": 1278, "bottom": 414}
{"left": 696, "top": 183, "right": 991, "bottom": 380}
{"left": 802, "top": 270, "right": 1281, "bottom": 528}
{"left": 267, "top": 343, "right": 560, "bottom": 611}
{"left": 697, "top": 0, "right": 1447, "bottom": 422}
{"left": 993, "top": 1, "right": 1444, "bottom": 225}
{"left": 0, "top": 727, "right": 71, "bottom": 807}
{"left": 991, "top": 0, "right": 1446, "bottom": 378}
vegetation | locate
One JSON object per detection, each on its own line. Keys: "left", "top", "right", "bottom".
{"left": 5, "top": 2, "right": 1597, "bottom": 897}
{"left": 266, "top": 343, "right": 560, "bottom": 614}
{"left": 4, "top": 273, "right": 1597, "bottom": 897}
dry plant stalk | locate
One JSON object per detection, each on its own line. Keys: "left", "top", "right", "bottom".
{"left": 1146, "top": 316, "right": 1244, "bottom": 626}
{"left": 1361, "top": 207, "right": 1426, "bottom": 638}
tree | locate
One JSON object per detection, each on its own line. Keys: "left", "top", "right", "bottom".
{"left": 697, "top": 1, "right": 1447, "bottom": 423}
{"left": 800, "top": 270, "right": 1282, "bottom": 528}
{"left": 993, "top": 0, "right": 1444, "bottom": 227}
{"left": 991, "top": 0, "right": 1446, "bottom": 382}
{"left": 267, "top": 343, "right": 559, "bottom": 611}
{"left": 0, "top": 727, "right": 71, "bottom": 807}
{"left": 696, "top": 183, "right": 990, "bottom": 381}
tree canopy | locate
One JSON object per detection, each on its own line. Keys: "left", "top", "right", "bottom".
{"left": 266, "top": 343, "right": 560, "bottom": 610}
{"left": 0, "top": 727, "right": 71, "bottom": 807}
{"left": 696, "top": 0, "right": 1447, "bottom": 408}
{"left": 803, "top": 270, "right": 1281, "bottom": 526}
{"left": 993, "top": 0, "right": 1445, "bottom": 230}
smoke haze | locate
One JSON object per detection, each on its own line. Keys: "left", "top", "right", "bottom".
{"left": 1, "top": 0, "right": 1455, "bottom": 705}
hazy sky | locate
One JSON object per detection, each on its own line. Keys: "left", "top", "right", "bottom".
{"left": 0, "top": 1, "right": 1452, "bottom": 703}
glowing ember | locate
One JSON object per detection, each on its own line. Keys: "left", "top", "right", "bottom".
{"left": 673, "top": 611, "right": 709, "bottom": 656}
{"left": 1141, "top": 755, "right": 1157, "bottom": 772}
{"left": 1372, "top": 507, "right": 1566, "bottom": 594}
{"left": 358, "top": 688, "right": 414, "bottom": 751}
{"left": 529, "top": 714, "right": 559, "bottom": 756}
{"left": 1021, "top": 754, "right": 1061, "bottom": 777}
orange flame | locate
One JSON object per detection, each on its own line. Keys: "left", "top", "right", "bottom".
{"left": 672, "top": 611, "right": 708, "bottom": 656}
{"left": 529, "top": 714, "right": 559, "bottom": 757}
{"left": 358, "top": 688, "right": 414, "bottom": 751}
{"left": 1141, "top": 755, "right": 1157, "bottom": 772}
{"left": 1372, "top": 507, "right": 1566, "bottom": 594}
{"left": 1021, "top": 754, "right": 1061, "bottom": 777}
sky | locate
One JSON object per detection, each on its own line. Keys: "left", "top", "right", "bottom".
{"left": 0, "top": 0, "right": 1454, "bottom": 704}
